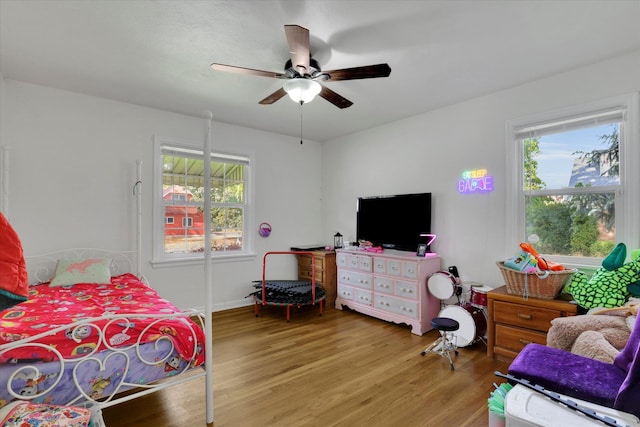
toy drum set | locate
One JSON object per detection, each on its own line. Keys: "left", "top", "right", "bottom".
{"left": 427, "top": 270, "right": 490, "bottom": 347}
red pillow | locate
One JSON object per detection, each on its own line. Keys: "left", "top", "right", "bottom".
{"left": 0, "top": 212, "right": 28, "bottom": 305}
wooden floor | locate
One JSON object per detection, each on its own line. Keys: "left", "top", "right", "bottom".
{"left": 102, "top": 305, "right": 510, "bottom": 426}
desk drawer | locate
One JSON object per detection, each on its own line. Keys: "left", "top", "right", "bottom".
{"left": 495, "top": 324, "right": 547, "bottom": 353}
{"left": 493, "top": 300, "right": 558, "bottom": 332}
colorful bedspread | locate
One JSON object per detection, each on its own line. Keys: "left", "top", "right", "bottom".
{"left": 0, "top": 273, "right": 205, "bottom": 407}
{"left": 0, "top": 273, "right": 205, "bottom": 365}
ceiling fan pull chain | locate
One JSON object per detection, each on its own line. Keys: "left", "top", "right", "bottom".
{"left": 300, "top": 101, "right": 304, "bottom": 144}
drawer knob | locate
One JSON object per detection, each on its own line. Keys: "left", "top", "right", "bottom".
{"left": 519, "top": 338, "right": 532, "bottom": 345}
{"left": 517, "top": 313, "right": 533, "bottom": 320}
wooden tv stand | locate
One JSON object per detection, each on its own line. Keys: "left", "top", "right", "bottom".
{"left": 335, "top": 249, "right": 441, "bottom": 335}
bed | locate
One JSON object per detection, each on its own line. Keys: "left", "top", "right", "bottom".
{"left": 0, "top": 149, "right": 215, "bottom": 425}
{"left": 0, "top": 249, "right": 208, "bottom": 417}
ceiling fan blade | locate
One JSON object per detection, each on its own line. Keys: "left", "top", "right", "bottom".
{"left": 319, "top": 86, "right": 353, "bottom": 109}
{"left": 211, "top": 63, "right": 286, "bottom": 79}
{"left": 284, "top": 25, "right": 310, "bottom": 75}
{"left": 322, "top": 63, "right": 391, "bottom": 81}
{"left": 258, "top": 87, "right": 287, "bottom": 105}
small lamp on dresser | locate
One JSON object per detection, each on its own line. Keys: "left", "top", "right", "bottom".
{"left": 334, "top": 232, "right": 343, "bottom": 249}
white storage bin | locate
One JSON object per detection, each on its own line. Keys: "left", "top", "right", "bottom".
{"left": 504, "top": 384, "right": 640, "bottom": 427}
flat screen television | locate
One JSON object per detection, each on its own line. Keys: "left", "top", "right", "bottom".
{"left": 356, "top": 192, "right": 432, "bottom": 252}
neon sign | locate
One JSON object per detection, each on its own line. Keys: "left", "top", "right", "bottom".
{"left": 458, "top": 169, "right": 494, "bottom": 194}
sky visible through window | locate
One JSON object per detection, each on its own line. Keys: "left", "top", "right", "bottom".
{"left": 534, "top": 124, "right": 618, "bottom": 189}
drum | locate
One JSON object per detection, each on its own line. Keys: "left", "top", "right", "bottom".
{"left": 427, "top": 271, "right": 458, "bottom": 300}
{"left": 470, "top": 285, "right": 492, "bottom": 308}
{"left": 438, "top": 303, "right": 487, "bottom": 347}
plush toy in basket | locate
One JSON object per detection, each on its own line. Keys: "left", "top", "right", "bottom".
{"left": 499, "top": 243, "right": 576, "bottom": 300}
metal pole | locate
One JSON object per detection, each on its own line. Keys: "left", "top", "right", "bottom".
{"left": 203, "top": 111, "right": 214, "bottom": 426}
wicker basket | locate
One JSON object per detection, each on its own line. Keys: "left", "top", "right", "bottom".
{"left": 496, "top": 261, "right": 576, "bottom": 299}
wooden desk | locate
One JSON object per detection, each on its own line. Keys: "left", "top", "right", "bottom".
{"left": 487, "top": 285, "right": 577, "bottom": 361}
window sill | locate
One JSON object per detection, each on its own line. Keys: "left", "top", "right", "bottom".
{"left": 150, "top": 252, "right": 257, "bottom": 268}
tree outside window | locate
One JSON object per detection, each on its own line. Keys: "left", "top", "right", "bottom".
{"left": 523, "top": 124, "right": 619, "bottom": 257}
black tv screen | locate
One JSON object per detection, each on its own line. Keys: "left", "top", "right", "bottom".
{"left": 356, "top": 192, "right": 432, "bottom": 252}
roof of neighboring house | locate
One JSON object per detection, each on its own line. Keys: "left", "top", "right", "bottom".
{"left": 164, "top": 205, "right": 201, "bottom": 216}
{"left": 162, "top": 185, "right": 193, "bottom": 199}
{"left": 568, "top": 156, "right": 619, "bottom": 187}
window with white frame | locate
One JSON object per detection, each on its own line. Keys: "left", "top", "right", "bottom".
{"left": 153, "top": 138, "right": 252, "bottom": 263}
{"left": 506, "top": 94, "right": 639, "bottom": 267}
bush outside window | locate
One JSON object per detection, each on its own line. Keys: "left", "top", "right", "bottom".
{"left": 507, "top": 94, "right": 639, "bottom": 267}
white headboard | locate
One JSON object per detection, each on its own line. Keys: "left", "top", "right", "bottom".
{"left": 26, "top": 249, "right": 138, "bottom": 285}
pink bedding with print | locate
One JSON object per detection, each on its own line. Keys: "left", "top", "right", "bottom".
{"left": 0, "top": 273, "right": 204, "bottom": 366}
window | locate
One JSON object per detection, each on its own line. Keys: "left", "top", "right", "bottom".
{"left": 153, "top": 137, "right": 253, "bottom": 264}
{"left": 506, "top": 94, "right": 639, "bottom": 267}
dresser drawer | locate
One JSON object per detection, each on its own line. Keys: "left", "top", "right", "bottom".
{"left": 299, "top": 267, "right": 324, "bottom": 284}
{"left": 495, "top": 324, "right": 547, "bottom": 353}
{"left": 338, "top": 270, "right": 372, "bottom": 290}
{"left": 375, "top": 294, "right": 418, "bottom": 320}
{"left": 354, "top": 289, "right": 373, "bottom": 306}
{"left": 337, "top": 284, "right": 354, "bottom": 301}
{"left": 492, "top": 300, "right": 559, "bottom": 332}
{"left": 297, "top": 251, "right": 336, "bottom": 305}
{"left": 337, "top": 253, "right": 349, "bottom": 268}
{"left": 373, "top": 277, "right": 394, "bottom": 295}
{"left": 402, "top": 262, "right": 418, "bottom": 279}
{"left": 298, "top": 255, "right": 325, "bottom": 272}
{"left": 346, "top": 254, "right": 373, "bottom": 272}
{"left": 387, "top": 260, "right": 402, "bottom": 276}
{"left": 487, "top": 285, "right": 577, "bottom": 360}
{"left": 395, "top": 280, "right": 418, "bottom": 300}
{"left": 373, "top": 258, "right": 387, "bottom": 274}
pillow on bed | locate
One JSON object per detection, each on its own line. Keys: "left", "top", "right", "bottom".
{"left": 49, "top": 257, "right": 112, "bottom": 287}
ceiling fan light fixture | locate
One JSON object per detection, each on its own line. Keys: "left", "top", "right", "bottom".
{"left": 283, "top": 78, "right": 321, "bottom": 104}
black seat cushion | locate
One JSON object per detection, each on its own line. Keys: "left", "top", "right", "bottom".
{"left": 431, "top": 317, "right": 459, "bottom": 331}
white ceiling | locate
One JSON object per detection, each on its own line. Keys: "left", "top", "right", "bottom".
{"left": 2, "top": 0, "right": 640, "bottom": 142}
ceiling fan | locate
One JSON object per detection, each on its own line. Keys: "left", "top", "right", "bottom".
{"left": 211, "top": 24, "right": 391, "bottom": 109}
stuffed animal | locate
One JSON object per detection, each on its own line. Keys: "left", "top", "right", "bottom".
{"left": 565, "top": 243, "right": 640, "bottom": 309}
{"left": 546, "top": 299, "right": 637, "bottom": 364}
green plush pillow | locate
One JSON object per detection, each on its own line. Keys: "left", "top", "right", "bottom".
{"left": 49, "top": 258, "right": 112, "bottom": 287}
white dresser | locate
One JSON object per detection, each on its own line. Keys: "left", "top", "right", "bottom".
{"left": 335, "top": 249, "right": 441, "bottom": 335}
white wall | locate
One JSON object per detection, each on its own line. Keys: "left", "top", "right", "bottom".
{"left": 322, "top": 50, "right": 640, "bottom": 289}
{"left": 3, "top": 49, "right": 639, "bottom": 310}
{"left": 1, "top": 80, "right": 324, "bottom": 310}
